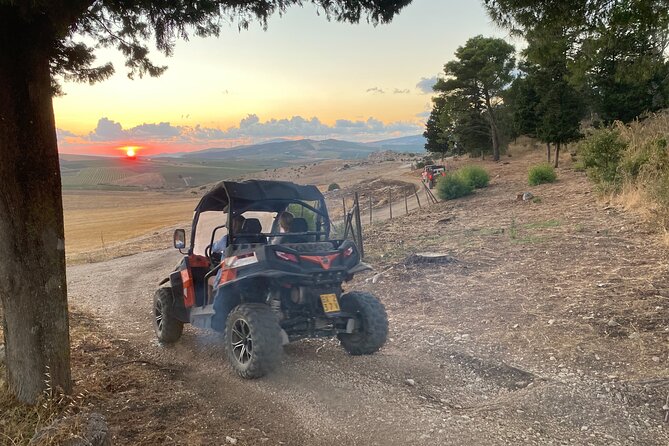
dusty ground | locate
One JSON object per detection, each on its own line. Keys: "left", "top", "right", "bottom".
{"left": 44, "top": 147, "right": 668, "bottom": 445}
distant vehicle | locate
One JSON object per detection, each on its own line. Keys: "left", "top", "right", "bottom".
{"left": 153, "top": 180, "right": 388, "bottom": 378}
{"left": 421, "top": 164, "right": 446, "bottom": 189}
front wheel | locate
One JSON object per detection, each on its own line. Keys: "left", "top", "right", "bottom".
{"left": 153, "top": 288, "right": 184, "bottom": 343}
{"left": 225, "top": 303, "right": 282, "bottom": 379}
{"left": 338, "top": 292, "right": 388, "bottom": 355}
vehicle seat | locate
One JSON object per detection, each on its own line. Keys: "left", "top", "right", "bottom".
{"left": 235, "top": 218, "right": 267, "bottom": 245}
{"left": 283, "top": 217, "right": 310, "bottom": 243}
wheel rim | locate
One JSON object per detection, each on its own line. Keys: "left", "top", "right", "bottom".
{"left": 155, "top": 299, "right": 164, "bottom": 333}
{"left": 231, "top": 318, "right": 253, "bottom": 365}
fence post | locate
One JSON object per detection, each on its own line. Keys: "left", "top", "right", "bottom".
{"left": 342, "top": 196, "right": 347, "bottom": 216}
{"left": 354, "top": 192, "right": 364, "bottom": 258}
{"left": 404, "top": 188, "right": 409, "bottom": 215}
{"left": 369, "top": 195, "right": 373, "bottom": 224}
{"left": 414, "top": 188, "right": 421, "bottom": 209}
{"left": 389, "top": 189, "right": 393, "bottom": 219}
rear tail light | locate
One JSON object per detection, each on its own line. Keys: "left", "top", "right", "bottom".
{"left": 275, "top": 251, "right": 298, "bottom": 263}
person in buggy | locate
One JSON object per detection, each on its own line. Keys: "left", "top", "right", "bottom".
{"left": 211, "top": 214, "right": 246, "bottom": 253}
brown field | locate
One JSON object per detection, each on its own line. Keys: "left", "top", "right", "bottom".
{"left": 63, "top": 190, "right": 196, "bottom": 264}
{"left": 62, "top": 156, "right": 421, "bottom": 264}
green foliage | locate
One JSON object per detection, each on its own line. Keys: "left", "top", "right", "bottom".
{"left": 327, "top": 183, "right": 340, "bottom": 191}
{"left": 431, "top": 35, "right": 516, "bottom": 161}
{"left": 436, "top": 174, "right": 474, "bottom": 200}
{"left": 528, "top": 164, "right": 557, "bottom": 185}
{"left": 424, "top": 97, "right": 450, "bottom": 159}
{"left": 457, "top": 165, "right": 490, "bottom": 188}
{"left": 577, "top": 129, "right": 627, "bottom": 188}
{"left": 485, "top": 0, "right": 669, "bottom": 124}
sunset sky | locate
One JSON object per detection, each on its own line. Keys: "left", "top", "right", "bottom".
{"left": 54, "top": 0, "right": 510, "bottom": 156}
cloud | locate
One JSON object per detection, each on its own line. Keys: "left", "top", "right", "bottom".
{"left": 239, "top": 114, "right": 260, "bottom": 129}
{"left": 230, "top": 115, "right": 331, "bottom": 137}
{"left": 415, "top": 111, "right": 431, "bottom": 118}
{"left": 58, "top": 114, "right": 424, "bottom": 155}
{"left": 335, "top": 119, "right": 367, "bottom": 129}
{"left": 128, "top": 122, "right": 182, "bottom": 139}
{"left": 86, "top": 118, "right": 183, "bottom": 141}
{"left": 366, "top": 87, "right": 385, "bottom": 94}
{"left": 88, "top": 117, "right": 125, "bottom": 141}
{"left": 56, "top": 128, "right": 77, "bottom": 139}
{"left": 416, "top": 76, "right": 438, "bottom": 94}
{"left": 393, "top": 88, "right": 411, "bottom": 94}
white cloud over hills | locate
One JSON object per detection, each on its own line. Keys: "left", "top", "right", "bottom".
{"left": 57, "top": 114, "right": 424, "bottom": 155}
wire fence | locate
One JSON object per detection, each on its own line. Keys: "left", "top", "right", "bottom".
{"left": 336, "top": 182, "right": 439, "bottom": 258}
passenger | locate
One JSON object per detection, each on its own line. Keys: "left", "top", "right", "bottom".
{"left": 212, "top": 215, "right": 245, "bottom": 253}
{"left": 271, "top": 211, "right": 293, "bottom": 245}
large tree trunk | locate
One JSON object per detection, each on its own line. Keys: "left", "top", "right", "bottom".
{"left": 554, "top": 141, "right": 561, "bottom": 168}
{"left": 0, "top": 9, "right": 72, "bottom": 403}
{"left": 490, "top": 124, "right": 500, "bottom": 161}
{"left": 484, "top": 94, "right": 501, "bottom": 161}
{"left": 546, "top": 142, "right": 551, "bottom": 163}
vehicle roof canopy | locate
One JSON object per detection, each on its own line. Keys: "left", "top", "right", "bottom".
{"left": 195, "top": 180, "right": 326, "bottom": 213}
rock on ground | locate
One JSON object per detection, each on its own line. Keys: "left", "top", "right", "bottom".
{"left": 29, "top": 412, "right": 111, "bottom": 446}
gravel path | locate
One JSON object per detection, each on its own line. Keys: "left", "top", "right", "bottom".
{"left": 67, "top": 246, "right": 668, "bottom": 445}
{"left": 65, "top": 152, "right": 669, "bottom": 445}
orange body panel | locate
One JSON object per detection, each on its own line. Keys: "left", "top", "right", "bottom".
{"left": 188, "top": 254, "right": 210, "bottom": 268}
{"left": 218, "top": 267, "right": 238, "bottom": 286}
{"left": 301, "top": 253, "right": 340, "bottom": 271}
{"left": 180, "top": 269, "right": 195, "bottom": 308}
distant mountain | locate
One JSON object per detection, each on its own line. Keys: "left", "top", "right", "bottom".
{"left": 179, "top": 138, "right": 414, "bottom": 162}
{"left": 365, "top": 134, "right": 426, "bottom": 153}
{"left": 367, "top": 135, "right": 426, "bottom": 146}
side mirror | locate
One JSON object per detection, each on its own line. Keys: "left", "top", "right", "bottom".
{"left": 173, "top": 229, "right": 186, "bottom": 250}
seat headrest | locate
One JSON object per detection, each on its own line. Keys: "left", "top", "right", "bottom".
{"left": 290, "top": 217, "right": 308, "bottom": 233}
{"left": 241, "top": 218, "right": 262, "bottom": 234}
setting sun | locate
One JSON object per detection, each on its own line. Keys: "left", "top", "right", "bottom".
{"left": 126, "top": 147, "right": 136, "bottom": 157}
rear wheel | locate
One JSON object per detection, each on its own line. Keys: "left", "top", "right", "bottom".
{"left": 225, "top": 303, "right": 282, "bottom": 378}
{"left": 338, "top": 292, "right": 388, "bottom": 355}
{"left": 153, "top": 288, "right": 184, "bottom": 343}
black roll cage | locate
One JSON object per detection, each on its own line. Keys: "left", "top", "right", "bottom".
{"left": 188, "top": 191, "right": 331, "bottom": 256}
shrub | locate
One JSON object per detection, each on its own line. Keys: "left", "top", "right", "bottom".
{"left": 327, "top": 183, "right": 340, "bottom": 191}
{"left": 528, "top": 164, "right": 557, "bottom": 186}
{"left": 415, "top": 160, "right": 426, "bottom": 169}
{"left": 457, "top": 165, "right": 489, "bottom": 188}
{"left": 577, "top": 128, "right": 627, "bottom": 188}
{"left": 436, "top": 174, "right": 474, "bottom": 200}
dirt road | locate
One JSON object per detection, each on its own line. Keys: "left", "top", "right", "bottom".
{"left": 66, "top": 150, "right": 669, "bottom": 445}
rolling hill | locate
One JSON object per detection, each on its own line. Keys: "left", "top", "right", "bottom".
{"left": 58, "top": 135, "right": 425, "bottom": 190}
{"left": 59, "top": 155, "right": 284, "bottom": 190}
{"left": 177, "top": 135, "right": 426, "bottom": 161}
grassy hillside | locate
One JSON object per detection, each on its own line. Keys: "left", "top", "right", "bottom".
{"left": 60, "top": 156, "right": 285, "bottom": 190}
{"left": 183, "top": 138, "right": 383, "bottom": 161}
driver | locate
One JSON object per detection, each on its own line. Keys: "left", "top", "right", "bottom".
{"left": 212, "top": 215, "right": 245, "bottom": 253}
{"left": 271, "top": 211, "right": 293, "bottom": 245}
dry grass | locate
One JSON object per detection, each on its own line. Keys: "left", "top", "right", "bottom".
{"left": 358, "top": 144, "right": 669, "bottom": 384}
{"left": 63, "top": 190, "right": 195, "bottom": 264}
{"left": 610, "top": 111, "right": 669, "bottom": 232}
{"left": 0, "top": 311, "right": 220, "bottom": 445}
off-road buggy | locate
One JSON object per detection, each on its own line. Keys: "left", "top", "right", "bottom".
{"left": 153, "top": 180, "right": 388, "bottom": 378}
{"left": 421, "top": 164, "right": 446, "bottom": 189}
